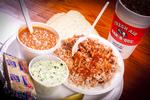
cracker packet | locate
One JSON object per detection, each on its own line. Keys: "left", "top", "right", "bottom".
{"left": 0, "top": 52, "right": 37, "bottom": 100}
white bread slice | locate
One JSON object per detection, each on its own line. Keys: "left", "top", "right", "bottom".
{"left": 47, "top": 10, "right": 99, "bottom": 40}
{"left": 47, "top": 12, "right": 66, "bottom": 24}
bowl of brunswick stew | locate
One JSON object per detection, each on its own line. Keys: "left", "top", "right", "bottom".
{"left": 17, "top": 22, "right": 61, "bottom": 62}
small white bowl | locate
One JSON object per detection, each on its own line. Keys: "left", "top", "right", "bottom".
{"left": 64, "top": 34, "right": 124, "bottom": 95}
{"left": 29, "top": 54, "right": 69, "bottom": 98}
{"left": 17, "top": 22, "right": 61, "bottom": 62}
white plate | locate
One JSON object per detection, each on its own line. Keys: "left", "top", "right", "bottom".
{"left": 1, "top": 35, "right": 124, "bottom": 100}
{"left": 64, "top": 34, "right": 124, "bottom": 95}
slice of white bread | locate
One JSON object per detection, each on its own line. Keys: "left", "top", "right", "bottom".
{"left": 47, "top": 12, "right": 66, "bottom": 24}
{"left": 47, "top": 10, "right": 99, "bottom": 40}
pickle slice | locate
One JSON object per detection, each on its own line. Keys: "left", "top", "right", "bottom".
{"left": 60, "top": 93, "right": 84, "bottom": 100}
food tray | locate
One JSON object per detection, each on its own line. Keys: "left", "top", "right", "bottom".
{"left": 1, "top": 10, "right": 124, "bottom": 100}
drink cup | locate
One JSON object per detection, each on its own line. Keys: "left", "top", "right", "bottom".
{"left": 108, "top": 0, "right": 150, "bottom": 59}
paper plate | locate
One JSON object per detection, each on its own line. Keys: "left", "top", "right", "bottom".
{"left": 64, "top": 34, "right": 124, "bottom": 95}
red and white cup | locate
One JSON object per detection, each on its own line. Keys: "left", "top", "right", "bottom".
{"left": 108, "top": 0, "right": 150, "bottom": 59}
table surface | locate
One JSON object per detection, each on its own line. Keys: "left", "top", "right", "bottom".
{"left": 0, "top": 0, "right": 150, "bottom": 100}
